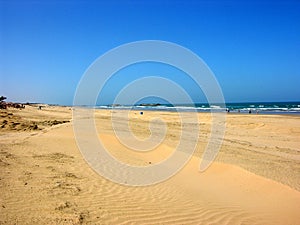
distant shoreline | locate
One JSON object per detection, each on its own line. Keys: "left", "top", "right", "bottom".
{"left": 70, "top": 107, "right": 300, "bottom": 116}
{"left": 2, "top": 100, "right": 299, "bottom": 115}
{"left": 91, "top": 101, "right": 300, "bottom": 115}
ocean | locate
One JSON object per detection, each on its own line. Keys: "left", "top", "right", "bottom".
{"left": 96, "top": 102, "right": 300, "bottom": 114}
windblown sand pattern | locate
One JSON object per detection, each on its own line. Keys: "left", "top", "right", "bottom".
{"left": 0, "top": 106, "right": 299, "bottom": 224}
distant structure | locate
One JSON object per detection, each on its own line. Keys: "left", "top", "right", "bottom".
{"left": 0, "top": 96, "right": 25, "bottom": 109}
{"left": 139, "top": 103, "right": 161, "bottom": 106}
{"left": 0, "top": 96, "right": 7, "bottom": 109}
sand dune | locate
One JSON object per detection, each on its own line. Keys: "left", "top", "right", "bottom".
{"left": 0, "top": 106, "right": 299, "bottom": 224}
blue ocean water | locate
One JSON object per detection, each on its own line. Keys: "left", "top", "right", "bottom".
{"left": 97, "top": 102, "right": 300, "bottom": 114}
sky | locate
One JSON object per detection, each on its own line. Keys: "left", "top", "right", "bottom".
{"left": 1, "top": 0, "right": 300, "bottom": 105}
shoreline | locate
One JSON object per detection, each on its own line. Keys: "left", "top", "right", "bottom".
{"left": 74, "top": 106, "right": 300, "bottom": 116}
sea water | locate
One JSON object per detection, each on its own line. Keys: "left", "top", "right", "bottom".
{"left": 96, "top": 102, "right": 300, "bottom": 114}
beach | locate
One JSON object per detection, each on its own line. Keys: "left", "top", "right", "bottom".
{"left": 0, "top": 105, "right": 299, "bottom": 224}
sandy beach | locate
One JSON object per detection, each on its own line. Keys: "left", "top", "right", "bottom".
{"left": 0, "top": 105, "right": 299, "bottom": 224}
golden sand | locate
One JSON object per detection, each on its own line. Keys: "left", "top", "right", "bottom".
{"left": 0, "top": 105, "right": 299, "bottom": 224}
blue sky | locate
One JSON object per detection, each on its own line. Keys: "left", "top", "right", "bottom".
{"left": 1, "top": 0, "right": 299, "bottom": 105}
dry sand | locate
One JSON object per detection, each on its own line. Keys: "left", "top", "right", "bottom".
{"left": 0, "top": 105, "right": 299, "bottom": 224}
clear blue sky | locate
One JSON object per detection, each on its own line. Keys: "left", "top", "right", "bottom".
{"left": 1, "top": 0, "right": 299, "bottom": 105}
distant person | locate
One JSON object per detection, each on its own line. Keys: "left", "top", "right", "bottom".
{"left": 249, "top": 109, "right": 252, "bottom": 114}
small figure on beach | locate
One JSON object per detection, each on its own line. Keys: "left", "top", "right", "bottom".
{"left": 38, "top": 106, "right": 42, "bottom": 110}
{"left": 249, "top": 109, "right": 252, "bottom": 114}
{"left": 140, "top": 111, "right": 143, "bottom": 115}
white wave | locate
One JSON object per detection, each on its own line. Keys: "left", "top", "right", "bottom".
{"left": 210, "top": 105, "right": 221, "bottom": 109}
